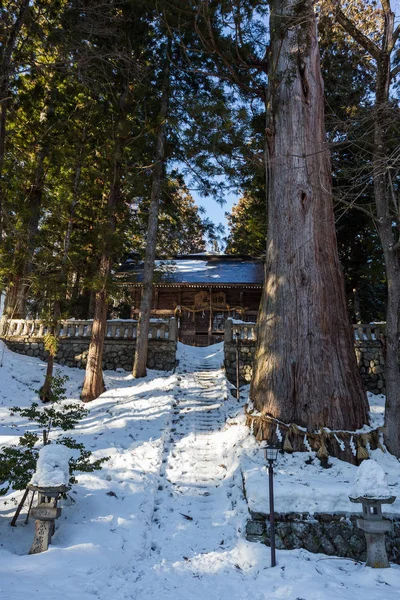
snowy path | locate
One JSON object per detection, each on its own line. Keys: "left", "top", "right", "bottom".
{"left": 130, "top": 343, "right": 251, "bottom": 598}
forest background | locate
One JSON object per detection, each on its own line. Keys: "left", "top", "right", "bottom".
{"left": 1, "top": 0, "right": 395, "bottom": 325}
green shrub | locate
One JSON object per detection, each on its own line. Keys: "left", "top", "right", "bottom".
{"left": 0, "top": 371, "right": 108, "bottom": 495}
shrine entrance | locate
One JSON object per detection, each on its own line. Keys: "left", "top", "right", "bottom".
{"left": 178, "top": 289, "right": 227, "bottom": 346}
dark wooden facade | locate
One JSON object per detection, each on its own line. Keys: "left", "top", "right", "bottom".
{"left": 116, "top": 255, "right": 264, "bottom": 346}
{"left": 128, "top": 283, "right": 262, "bottom": 346}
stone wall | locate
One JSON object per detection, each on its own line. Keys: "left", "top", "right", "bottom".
{"left": 246, "top": 510, "right": 400, "bottom": 564}
{"left": 224, "top": 342, "right": 255, "bottom": 387}
{"left": 4, "top": 338, "right": 177, "bottom": 372}
{"left": 354, "top": 341, "right": 385, "bottom": 395}
{"left": 224, "top": 339, "right": 386, "bottom": 395}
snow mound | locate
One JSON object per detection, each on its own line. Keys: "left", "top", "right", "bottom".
{"left": 352, "top": 459, "right": 391, "bottom": 499}
{"left": 30, "top": 444, "right": 71, "bottom": 487}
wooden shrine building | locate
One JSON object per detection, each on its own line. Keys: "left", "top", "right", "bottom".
{"left": 116, "top": 254, "right": 264, "bottom": 346}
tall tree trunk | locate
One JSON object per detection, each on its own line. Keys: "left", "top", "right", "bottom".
{"left": 373, "top": 11, "right": 400, "bottom": 456}
{"left": 133, "top": 40, "right": 171, "bottom": 378}
{"left": 81, "top": 88, "right": 126, "bottom": 401}
{"left": 0, "top": 0, "right": 30, "bottom": 243}
{"left": 250, "top": 0, "right": 369, "bottom": 445}
{"left": 80, "top": 254, "right": 110, "bottom": 402}
{"left": 39, "top": 302, "right": 61, "bottom": 403}
{"left": 334, "top": 2, "right": 400, "bottom": 456}
{"left": 380, "top": 235, "right": 400, "bottom": 455}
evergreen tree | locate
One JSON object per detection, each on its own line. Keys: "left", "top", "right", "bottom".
{"left": 225, "top": 192, "right": 266, "bottom": 256}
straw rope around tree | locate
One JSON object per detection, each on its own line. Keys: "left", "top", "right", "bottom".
{"left": 245, "top": 405, "right": 383, "bottom": 464}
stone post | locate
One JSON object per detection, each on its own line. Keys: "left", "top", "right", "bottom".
{"left": 225, "top": 318, "right": 233, "bottom": 343}
{"left": 0, "top": 315, "right": 8, "bottom": 337}
{"left": 28, "top": 484, "right": 65, "bottom": 554}
{"left": 168, "top": 317, "right": 177, "bottom": 342}
{"left": 349, "top": 495, "right": 396, "bottom": 568}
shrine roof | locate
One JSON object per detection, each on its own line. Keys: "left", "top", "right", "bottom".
{"left": 116, "top": 255, "right": 264, "bottom": 285}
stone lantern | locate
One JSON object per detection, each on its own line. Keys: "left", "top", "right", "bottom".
{"left": 349, "top": 459, "right": 396, "bottom": 568}
{"left": 28, "top": 484, "right": 67, "bottom": 554}
{"left": 28, "top": 444, "right": 71, "bottom": 555}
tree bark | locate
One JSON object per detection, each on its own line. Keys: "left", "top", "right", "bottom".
{"left": 80, "top": 255, "right": 110, "bottom": 402}
{"left": 250, "top": 0, "right": 369, "bottom": 443}
{"left": 133, "top": 40, "right": 171, "bottom": 378}
{"left": 334, "top": 1, "right": 400, "bottom": 456}
{"left": 373, "top": 9, "right": 400, "bottom": 457}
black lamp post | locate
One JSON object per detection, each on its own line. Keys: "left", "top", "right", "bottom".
{"left": 235, "top": 331, "right": 240, "bottom": 399}
{"left": 265, "top": 443, "right": 279, "bottom": 567}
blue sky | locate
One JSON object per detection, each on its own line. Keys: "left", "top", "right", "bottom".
{"left": 192, "top": 190, "right": 239, "bottom": 249}
{"left": 193, "top": 190, "right": 238, "bottom": 228}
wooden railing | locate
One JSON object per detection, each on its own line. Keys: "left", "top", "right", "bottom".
{"left": 0, "top": 318, "right": 177, "bottom": 342}
{"left": 224, "top": 319, "right": 386, "bottom": 343}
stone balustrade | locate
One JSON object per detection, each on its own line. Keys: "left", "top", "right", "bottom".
{"left": 0, "top": 318, "right": 176, "bottom": 342}
{"left": 224, "top": 320, "right": 386, "bottom": 344}
{"left": 224, "top": 320, "right": 387, "bottom": 394}
{"left": 0, "top": 317, "right": 178, "bottom": 372}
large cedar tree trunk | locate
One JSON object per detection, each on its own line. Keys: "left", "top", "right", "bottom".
{"left": 250, "top": 0, "right": 369, "bottom": 442}
{"left": 133, "top": 41, "right": 171, "bottom": 378}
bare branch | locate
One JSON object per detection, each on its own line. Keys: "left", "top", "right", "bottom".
{"left": 334, "top": 7, "right": 380, "bottom": 60}
{"left": 393, "top": 23, "right": 400, "bottom": 44}
{"left": 390, "top": 64, "right": 400, "bottom": 81}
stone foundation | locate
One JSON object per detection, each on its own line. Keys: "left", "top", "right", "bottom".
{"left": 354, "top": 341, "right": 385, "bottom": 395}
{"left": 246, "top": 511, "right": 400, "bottom": 564}
{"left": 4, "top": 338, "right": 177, "bottom": 372}
{"left": 224, "top": 342, "right": 255, "bottom": 387}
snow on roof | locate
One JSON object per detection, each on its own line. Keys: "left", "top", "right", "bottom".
{"left": 30, "top": 444, "right": 71, "bottom": 488}
{"left": 117, "top": 256, "right": 264, "bottom": 285}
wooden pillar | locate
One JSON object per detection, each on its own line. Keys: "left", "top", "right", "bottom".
{"left": 178, "top": 288, "right": 182, "bottom": 341}
{"left": 208, "top": 286, "right": 212, "bottom": 345}
{"left": 153, "top": 288, "right": 159, "bottom": 310}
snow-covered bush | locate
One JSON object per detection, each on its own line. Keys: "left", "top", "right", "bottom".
{"left": 0, "top": 371, "right": 108, "bottom": 495}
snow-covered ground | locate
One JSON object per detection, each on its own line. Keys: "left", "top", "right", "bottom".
{"left": 242, "top": 392, "right": 400, "bottom": 516}
{"left": 0, "top": 340, "right": 399, "bottom": 600}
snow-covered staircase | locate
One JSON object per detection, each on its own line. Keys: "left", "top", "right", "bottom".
{"left": 130, "top": 342, "right": 248, "bottom": 595}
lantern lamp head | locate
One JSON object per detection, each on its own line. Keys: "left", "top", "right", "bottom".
{"left": 265, "top": 444, "right": 280, "bottom": 464}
